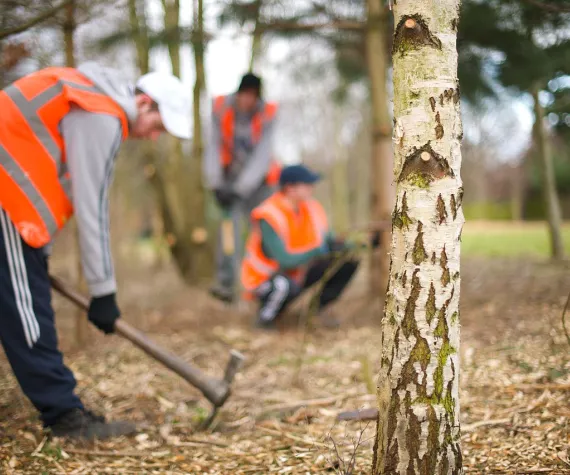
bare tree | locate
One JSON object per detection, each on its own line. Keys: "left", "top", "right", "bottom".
{"left": 366, "top": 0, "right": 394, "bottom": 299}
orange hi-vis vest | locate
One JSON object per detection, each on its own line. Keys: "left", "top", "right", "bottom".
{"left": 213, "top": 95, "right": 281, "bottom": 186}
{"left": 0, "top": 67, "right": 129, "bottom": 248}
{"left": 241, "top": 192, "right": 329, "bottom": 297}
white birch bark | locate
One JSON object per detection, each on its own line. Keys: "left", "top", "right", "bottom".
{"left": 373, "top": 1, "right": 464, "bottom": 473}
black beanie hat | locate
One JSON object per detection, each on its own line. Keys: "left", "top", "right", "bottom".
{"left": 238, "top": 73, "right": 262, "bottom": 97}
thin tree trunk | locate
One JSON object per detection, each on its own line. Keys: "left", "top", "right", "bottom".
{"left": 510, "top": 162, "right": 524, "bottom": 222}
{"left": 128, "top": 0, "right": 150, "bottom": 74}
{"left": 63, "top": 0, "right": 90, "bottom": 346}
{"left": 188, "top": 0, "right": 213, "bottom": 281}
{"left": 162, "top": 0, "right": 181, "bottom": 77}
{"left": 331, "top": 158, "right": 350, "bottom": 233}
{"left": 373, "top": 1, "right": 464, "bottom": 473}
{"left": 63, "top": 1, "right": 75, "bottom": 67}
{"left": 331, "top": 109, "right": 350, "bottom": 233}
{"left": 367, "top": 0, "right": 394, "bottom": 301}
{"left": 532, "top": 86, "right": 565, "bottom": 260}
{"left": 249, "top": 0, "right": 263, "bottom": 71}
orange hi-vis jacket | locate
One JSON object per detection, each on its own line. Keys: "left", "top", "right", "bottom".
{"left": 0, "top": 67, "right": 129, "bottom": 248}
{"left": 241, "top": 192, "right": 329, "bottom": 297}
{"left": 213, "top": 95, "right": 281, "bottom": 186}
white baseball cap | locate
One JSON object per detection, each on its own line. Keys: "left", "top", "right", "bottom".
{"left": 136, "top": 71, "right": 192, "bottom": 140}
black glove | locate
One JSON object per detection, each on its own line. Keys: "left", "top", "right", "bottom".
{"left": 88, "top": 294, "right": 120, "bottom": 334}
{"left": 214, "top": 189, "right": 237, "bottom": 209}
{"left": 329, "top": 238, "right": 347, "bottom": 253}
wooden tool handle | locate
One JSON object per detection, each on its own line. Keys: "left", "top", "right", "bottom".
{"left": 221, "top": 218, "right": 235, "bottom": 256}
{"left": 49, "top": 275, "right": 232, "bottom": 407}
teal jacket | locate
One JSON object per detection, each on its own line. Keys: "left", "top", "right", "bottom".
{"left": 259, "top": 219, "right": 333, "bottom": 270}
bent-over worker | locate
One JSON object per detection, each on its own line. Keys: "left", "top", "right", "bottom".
{"left": 240, "top": 165, "right": 361, "bottom": 330}
{"left": 204, "top": 73, "right": 281, "bottom": 303}
{"left": 0, "top": 63, "right": 191, "bottom": 439}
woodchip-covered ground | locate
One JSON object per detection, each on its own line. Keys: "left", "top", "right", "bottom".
{"left": 1, "top": 256, "right": 570, "bottom": 474}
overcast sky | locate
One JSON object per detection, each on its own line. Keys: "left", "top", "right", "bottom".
{"left": 11, "top": 0, "right": 535, "bottom": 165}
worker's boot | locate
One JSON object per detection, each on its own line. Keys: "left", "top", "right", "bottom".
{"left": 254, "top": 311, "right": 280, "bottom": 332}
{"left": 209, "top": 284, "right": 234, "bottom": 304}
{"left": 46, "top": 408, "right": 137, "bottom": 440}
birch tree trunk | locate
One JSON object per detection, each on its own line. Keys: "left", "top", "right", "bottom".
{"left": 532, "top": 86, "right": 565, "bottom": 260}
{"left": 367, "top": 0, "right": 394, "bottom": 300}
{"left": 373, "top": 1, "right": 464, "bottom": 473}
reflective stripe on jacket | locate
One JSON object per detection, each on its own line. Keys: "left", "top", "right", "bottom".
{"left": 0, "top": 67, "right": 129, "bottom": 247}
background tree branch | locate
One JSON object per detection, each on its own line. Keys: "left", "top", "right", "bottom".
{"left": 522, "top": 0, "right": 570, "bottom": 13}
{"left": 0, "top": 0, "right": 75, "bottom": 40}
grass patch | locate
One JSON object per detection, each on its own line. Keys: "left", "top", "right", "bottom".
{"left": 462, "top": 222, "right": 570, "bottom": 258}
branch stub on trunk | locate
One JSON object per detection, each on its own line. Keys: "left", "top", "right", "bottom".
{"left": 393, "top": 14, "right": 442, "bottom": 56}
{"left": 398, "top": 144, "right": 454, "bottom": 188}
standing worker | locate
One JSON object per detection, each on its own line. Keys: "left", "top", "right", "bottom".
{"left": 0, "top": 63, "right": 192, "bottom": 439}
{"left": 241, "top": 165, "right": 364, "bottom": 330}
{"left": 204, "top": 73, "right": 281, "bottom": 304}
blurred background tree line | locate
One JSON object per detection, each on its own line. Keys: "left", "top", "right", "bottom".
{"left": 1, "top": 0, "right": 570, "bottom": 286}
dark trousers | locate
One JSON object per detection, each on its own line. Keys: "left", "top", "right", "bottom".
{"left": 216, "top": 185, "right": 274, "bottom": 291}
{"left": 0, "top": 209, "right": 83, "bottom": 426}
{"left": 256, "top": 257, "right": 359, "bottom": 322}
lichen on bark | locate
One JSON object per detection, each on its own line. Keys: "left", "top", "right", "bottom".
{"left": 440, "top": 247, "right": 450, "bottom": 286}
{"left": 426, "top": 282, "right": 437, "bottom": 323}
{"left": 394, "top": 192, "right": 413, "bottom": 229}
{"left": 402, "top": 269, "right": 421, "bottom": 338}
{"left": 450, "top": 194, "right": 457, "bottom": 220}
{"left": 437, "top": 194, "right": 448, "bottom": 224}
{"left": 412, "top": 222, "right": 428, "bottom": 265}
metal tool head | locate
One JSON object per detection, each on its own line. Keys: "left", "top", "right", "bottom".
{"left": 200, "top": 350, "right": 245, "bottom": 430}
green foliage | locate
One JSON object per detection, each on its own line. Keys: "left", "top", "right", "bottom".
{"left": 463, "top": 202, "right": 513, "bottom": 220}
{"left": 527, "top": 150, "right": 570, "bottom": 193}
{"left": 459, "top": 0, "right": 570, "bottom": 100}
{"left": 462, "top": 223, "right": 570, "bottom": 257}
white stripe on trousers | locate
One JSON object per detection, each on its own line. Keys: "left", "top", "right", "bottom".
{"left": 260, "top": 276, "right": 289, "bottom": 322}
{"left": 0, "top": 210, "right": 40, "bottom": 348}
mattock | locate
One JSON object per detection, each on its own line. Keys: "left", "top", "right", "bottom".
{"left": 49, "top": 275, "right": 245, "bottom": 429}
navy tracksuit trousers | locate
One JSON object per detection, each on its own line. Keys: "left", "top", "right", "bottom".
{"left": 256, "top": 256, "right": 360, "bottom": 322}
{"left": 0, "top": 209, "right": 83, "bottom": 425}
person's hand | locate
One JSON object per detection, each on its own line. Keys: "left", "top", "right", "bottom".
{"left": 328, "top": 238, "right": 347, "bottom": 254}
{"left": 214, "top": 189, "right": 237, "bottom": 209}
{"left": 315, "top": 240, "right": 330, "bottom": 257}
{"left": 88, "top": 294, "right": 120, "bottom": 334}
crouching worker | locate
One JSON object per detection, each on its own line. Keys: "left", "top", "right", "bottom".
{"left": 240, "top": 165, "right": 359, "bottom": 330}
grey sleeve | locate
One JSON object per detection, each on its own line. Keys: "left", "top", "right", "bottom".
{"left": 232, "top": 115, "right": 276, "bottom": 199}
{"left": 62, "top": 109, "right": 123, "bottom": 298}
{"left": 203, "top": 109, "right": 224, "bottom": 190}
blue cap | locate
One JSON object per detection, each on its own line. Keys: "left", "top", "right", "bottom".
{"left": 279, "top": 165, "right": 322, "bottom": 187}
